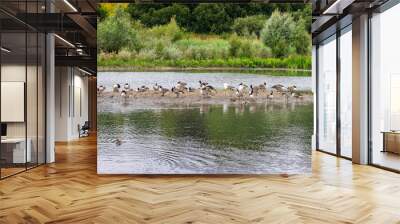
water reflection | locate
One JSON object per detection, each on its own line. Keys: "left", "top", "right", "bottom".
{"left": 98, "top": 102, "right": 313, "bottom": 174}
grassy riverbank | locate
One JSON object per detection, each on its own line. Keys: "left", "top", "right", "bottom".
{"left": 98, "top": 56, "right": 311, "bottom": 73}
{"left": 98, "top": 5, "right": 312, "bottom": 74}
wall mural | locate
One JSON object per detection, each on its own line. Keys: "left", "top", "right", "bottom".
{"left": 97, "top": 3, "right": 313, "bottom": 174}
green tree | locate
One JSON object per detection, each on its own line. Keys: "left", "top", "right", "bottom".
{"left": 98, "top": 8, "right": 138, "bottom": 53}
{"left": 190, "top": 4, "right": 232, "bottom": 34}
{"left": 260, "top": 10, "right": 296, "bottom": 57}
{"left": 232, "top": 15, "right": 267, "bottom": 37}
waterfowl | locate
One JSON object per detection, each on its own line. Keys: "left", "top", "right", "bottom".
{"left": 235, "top": 88, "right": 244, "bottom": 98}
{"left": 120, "top": 90, "right": 128, "bottom": 98}
{"left": 249, "top": 85, "right": 255, "bottom": 98}
{"left": 176, "top": 81, "right": 187, "bottom": 89}
{"left": 171, "top": 87, "right": 184, "bottom": 97}
{"left": 238, "top": 82, "right": 248, "bottom": 93}
{"left": 258, "top": 82, "right": 267, "bottom": 92}
{"left": 153, "top": 83, "right": 160, "bottom": 91}
{"left": 112, "top": 84, "right": 121, "bottom": 92}
{"left": 97, "top": 85, "right": 106, "bottom": 94}
{"left": 136, "top": 86, "right": 149, "bottom": 93}
{"left": 224, "top": 83, "right": 236, "bottom": 92}
{"left": 123, "top": 83, "right": 130, "bottom": 91}
{"left": 199, "top": 80, "right": 208, "bottom": 87}
{"left": 267, "top": 91, "right": 274, "bottom": 99}
{"left": 287, "top": 85, "right": 297, "bottom": 93}
{"left": 158, "top": 86, "right": 169, "bottom": 96}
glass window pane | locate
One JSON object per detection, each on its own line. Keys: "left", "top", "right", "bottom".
{"left": 1, "top": 31, "right": 27, "bottom": 177}
{"left": 318, "top": 36, "right": 337, "bottom": 154}
{"left": 371, "top": 4, "right": 400, "bottom": 171}
{"left": 340, "top": 27, "right": 352, "bottom": 158}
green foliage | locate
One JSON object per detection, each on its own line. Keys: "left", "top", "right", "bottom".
{"left": 98, "top": 54, "right": 311, "bottom": 71}
{"left": 260, "top": 10, "right": 296, "bottom": 58}
{"left": 191, "top": 4, "right": 232, "bottom": 34}
{"left": 232, "top": 15, "right": 267, "bottom": 37}
{"left": 228, "top": 34, "right": 271, "bottom": 58}
{"left": 124, "top": 3, "right": 309, "bottom": 35}
{"left": 97, "top": 5, "right": 108, "bottom": 21}
{"left": 98, "top": 8, "right": 138, "bottom": 53}
{"left": 175, "top": 38, "right": 230, "bottom": 59}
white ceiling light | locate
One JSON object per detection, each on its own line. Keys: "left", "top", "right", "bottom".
{"left": 54, "top": 34, "right": 75, "bottom": 48}
{"left": 1, "top": 47, "right": 11, "bottom": 53}
{"left": 63, "top": 0, "right": 78, "bottom": 12}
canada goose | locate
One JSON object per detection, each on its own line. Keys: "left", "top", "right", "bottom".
{"left": 176, "top": 81, "right": 187, "bottom": 88}
{"left": 97, "top": 85, "right": 106, "bottom": 94}
{"left": 238, "top": 83, "right": 248, "bottom": 93}
{"left": 249, "top": 85, "right": 255, "bottom": 98}
{"left": 112, "top": 84, "right": 121, "bottom": 92}
{"left": 199, "top": 80, "right": 208, "bottom": 87}
{"left": 153, "top": 83, "right": 160, "bottom": 91}
{"left": 271, "top": 84, "right": 286, "bottom": 92}
{"left": 123, "top": 83, "right": 130, "bottom": 91}
{"left": 258, "top": 82, "right": 267, "bottom": 92}
{"left": 120, "top": 90, "right": 128, "bottom": 98}
{"left": 158, "top": 86, "right": 169, "bottom": 96}
{"left": 171, "top": 87, "right": 184, "bottom": 97}
{"left": 267, "top": 91, "right": 274, "bottom": 99}
{"left": 235, "top": 88, "right": 244, "bottom": 98}
{"left": 136, "top": 86, "right": 149, "bottom": 93}
{"left": 287, "top": 85, "right": 297, "bottom": 93}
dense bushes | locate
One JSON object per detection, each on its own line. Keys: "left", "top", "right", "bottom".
{"left": 232, "top": 15, "right": 266, "bottom": 37}
{"left": 126, "top": 3, "right": 311, "bottom": 35}
{"left": 260, "top": 10, "right": 310, "bottom": 57}
{"left": 98, "top": 4, "right": 312, "bottom": 70}
{"left": 98, "top": 8, "right": 139, "bottom": 53}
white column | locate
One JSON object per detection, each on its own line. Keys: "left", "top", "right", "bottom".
{"left": 46, "top": 33, "right": 55, "bottom": 163}
{"left": 352, "top": 14, "right": 369, "bottom": 164}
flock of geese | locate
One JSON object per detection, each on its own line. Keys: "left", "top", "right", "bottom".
{"left": 97, "top": 80, "right": 304, "bottom": 99}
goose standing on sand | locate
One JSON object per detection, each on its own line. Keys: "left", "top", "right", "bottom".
{"left": 177, "top": 81, "right": 187, "bottom": 89}
{"left": 113, "top": 84, "right": 121, "bottom": 93}
{"left": 158, "top": 86, "right": 169, "bottom": 96}
{"left": 235, "top": 88, "right": 244, "bottom": 98}
{"left": 153, "top": 83, "right": 160, "bottom": 91}
{"left": 238, "top": 82, "right": 248, "bottom": 93}
{"left": 271, "top": 84, "right": 285, "bottom": 92}
{"left": 249, "top": 85, "right": 255, "bottom": 98}
{"left": 199, "top": 80, "right": 208, "bottom": 87}
{"left": 123, "top": 83, "right": 130, "bottom": 91}
{"left": 171, "top": 87, "right": 184, "bottom": 97}
{"left": 97, "top": 85, "right": 106, "bottom": 95}
{"left": 120, "top": 90, "right": 128, "bottom": 98}
{"left": 287, "top": 85, "right": 297, "bottom": 93}
{"left": 258, "top": 82, "right": 267, "bottom": 92}
{"left": 267, "top": 91, "right": 274, "bottom": 99}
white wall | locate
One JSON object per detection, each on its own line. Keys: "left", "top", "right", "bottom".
{"left": 55, "top": 67, "right": 89, "bottom": 141}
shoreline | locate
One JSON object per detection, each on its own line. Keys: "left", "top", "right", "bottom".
{"left": 98, "top": 66, "right": 312, "bottom": 75}
{"left": 98, "top": 91, "right": 313, "bottom": 110}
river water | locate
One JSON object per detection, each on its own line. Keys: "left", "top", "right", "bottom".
{"left": 97, "top": 71, "right": 313, "bottom": 174}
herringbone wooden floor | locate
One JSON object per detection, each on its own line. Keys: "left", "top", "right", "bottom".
{"left": 1, "top": 135, "right": 400, "bottom": 224}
